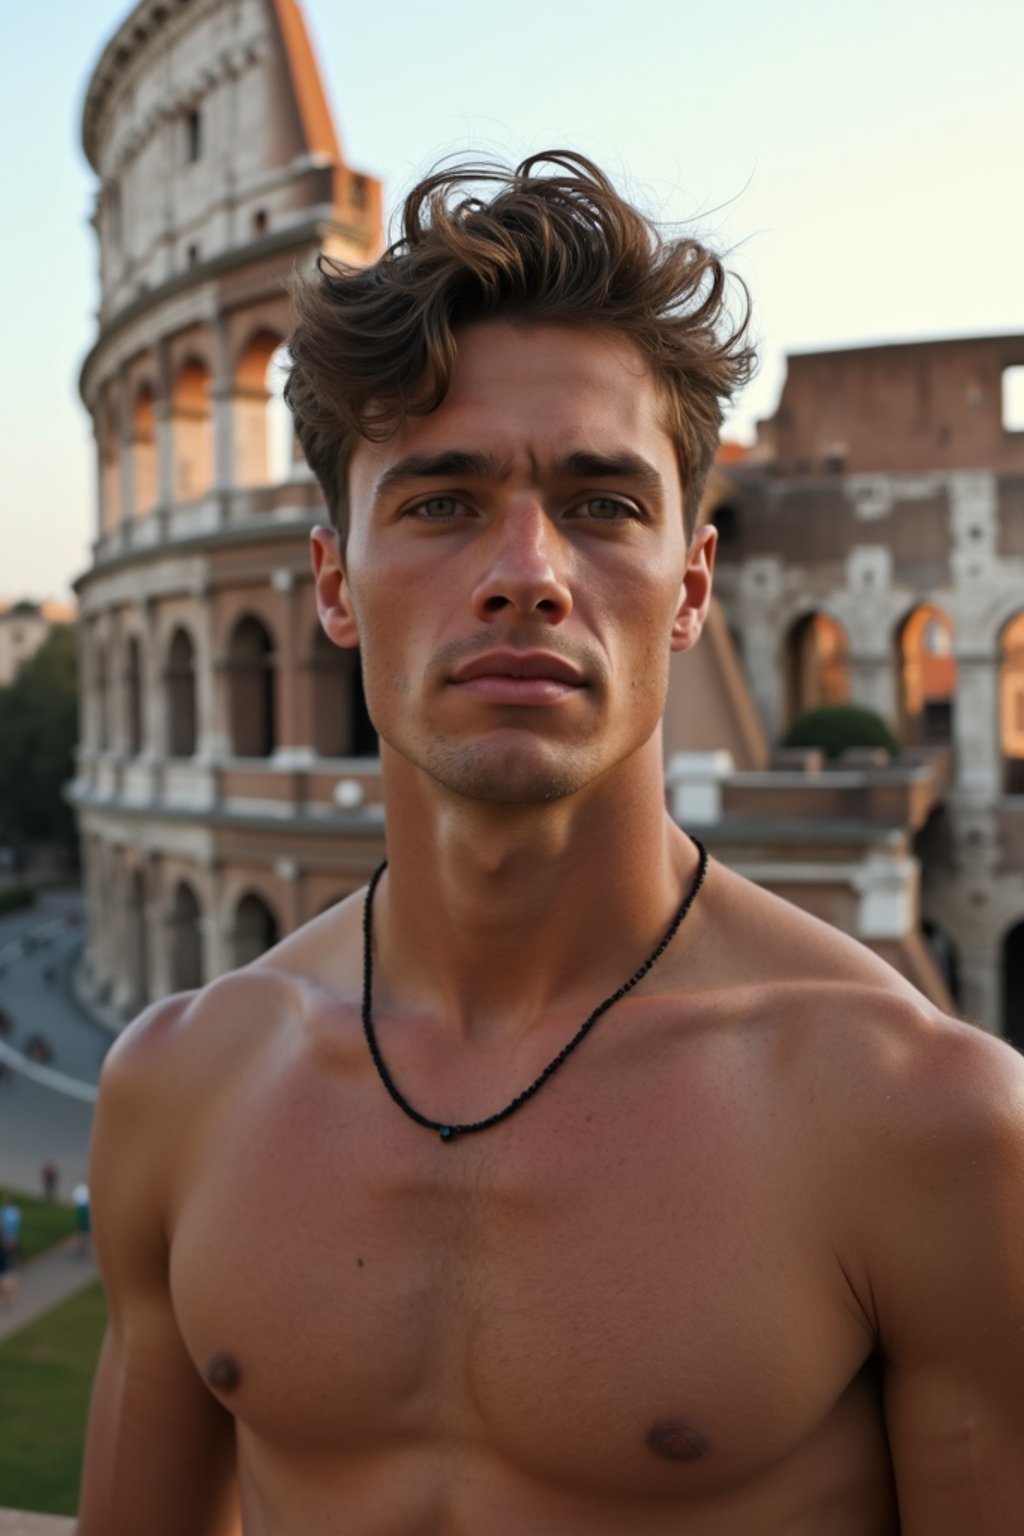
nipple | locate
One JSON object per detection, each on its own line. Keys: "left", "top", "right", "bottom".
{"left": 205, "top": 1353, "right": 242, "bottom": 1393}
{"left": 646, "top": 1419, "right": 708, "bottom": 1462}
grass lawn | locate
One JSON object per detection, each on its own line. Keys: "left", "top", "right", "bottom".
{"left": 5, "top": 1194, "right": 77, "bottom": 1264}
{"left": 0, "top": 1281, "right": 106, "bottom": 1516}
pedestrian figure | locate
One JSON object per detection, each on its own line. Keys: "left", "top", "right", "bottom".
{"left": 0, "top": 1194, "right": 22, "bottom": 1266}
{"left": 41, "top": 1161, "right": 59, "bottom": 1202}
{"left": 73, "top": 1181, "right": 91, "bottom": 1257}
{"left": 0, "top": 1240, "right": 15, "bottom": 1308}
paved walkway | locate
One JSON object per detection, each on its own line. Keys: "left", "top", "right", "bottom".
{"left": 0, "top": 1237, "right": 100, "bottom": 1346}
{"left": 0, "top": 1511, "right": 73, "bottom": 1534}
{"left": 0, "top": 888, "right": 105, "bottom": 1198}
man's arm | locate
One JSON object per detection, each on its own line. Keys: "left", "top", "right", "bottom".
{"left": 863, "top": 1012, "right": 1024, "bottom": 1532}
{"left": 76, "top": 994, "right": 241, "bottom": 1536}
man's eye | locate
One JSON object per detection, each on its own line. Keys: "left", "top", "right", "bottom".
{"left": 575, "top": 497, "right": 635, "bottom": 521}
{"left": 414, "top": 496, "right": 462, "bottom": 519}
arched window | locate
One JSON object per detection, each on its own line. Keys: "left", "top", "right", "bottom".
{"left": 1002, "top": 921, "right": 1024, "bottom": 1050}
{"left": 231, "top": 892, "right": 280, "bottom": 968}
{"left": 1001, "top": 613, "right": 1024, "bottom": 794}
{"left": 171, "top": 358, "right": 213, "bottom": 501}
{"left": 232, "top": 333, "right": 293, "bottom": 487}
{"left": 785, "top": 612, "right": 849, "bottom": 727}
{"left": 228, "top": 616, "right": 276, "bottom": 757}
{"left": 124, "top": 636, "right": 143, "bottom": 755}
{"left": 309, "top": 627, "right": 377, "bottom": 758}
{"left": 709, "top": 503, "right": 739, "bottom": 548}
{"left": 131, "top": 383, "right": 158, "bottom": 516}
{"left": 169, "top": 881, "right": 203, "bottom": 992}
{"left": 921, "top": 918, "right": 961, "bottom": 1011}
{"left": 166, "top": 627, "right": 197, "bottom": 758}
{"left": 897, "top": 604, "right": 956, "bottom": 746}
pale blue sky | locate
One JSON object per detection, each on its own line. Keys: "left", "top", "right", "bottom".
{"left": 2, "top": 0, "right": 1021, "bottom": 602}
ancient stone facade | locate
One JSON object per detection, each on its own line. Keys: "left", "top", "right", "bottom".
{"left": 709, "top": 337, "right": 1024, "bottom": 1041}
{"left": 72, "top": 0, "right": 386, "bottom": 1019}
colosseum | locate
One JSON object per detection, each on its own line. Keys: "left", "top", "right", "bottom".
{"left": 72, "top": 0, "right": 1024, "bottom": 1046}
{"left": 73, "top": 0, "right": 386, "bottom": 1019}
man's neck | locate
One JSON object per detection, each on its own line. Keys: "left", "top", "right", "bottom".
{"left": 370, "top": 741, "right": 700, "bottom": 1049}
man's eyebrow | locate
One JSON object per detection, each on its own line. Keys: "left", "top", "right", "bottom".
{"left": 373, "top": 450, "right": 511, "bottom": 501}
{"left": 553, "top": 451, "right": 664, "bottom": 497}
{"left": 371, "top": 447, "right": 666, "bottom": 503}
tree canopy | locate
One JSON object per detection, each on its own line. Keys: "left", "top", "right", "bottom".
{"left": 0, "top": 624, "right": 79, "bottom": 852}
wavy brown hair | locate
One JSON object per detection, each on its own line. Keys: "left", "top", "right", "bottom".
{"left": 285, "top": 151, "right": 755, "bottom": 543}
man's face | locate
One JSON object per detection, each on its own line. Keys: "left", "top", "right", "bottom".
{"left": 313, "top": 321, "right": 715, "bottom": 804}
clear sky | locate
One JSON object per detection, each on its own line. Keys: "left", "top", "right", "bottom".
{"left": 2, "top": 0, "right": 1021, "bottom": 604}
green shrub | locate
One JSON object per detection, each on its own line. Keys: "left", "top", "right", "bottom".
{"left": 781, "top": 703, "right": 899, "bottom": 761}
{"left": 0, "top": 886, "right": 34, "bottom": 915}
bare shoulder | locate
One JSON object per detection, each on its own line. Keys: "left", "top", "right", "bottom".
{"left": 697, "top": 851, "right": 933, "bottom": 1003}
{"left": 97, "top": 884, "right": 366, "bottom": 1142}
{"left": 693, "top": 850, "right": 1024, "bottom": 1211}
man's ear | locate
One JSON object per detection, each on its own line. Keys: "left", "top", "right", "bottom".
{"left": 669, "top": 522, "right": 717, "bottom": 654}
{"left": 310, "top": 525, "right": 360, "bottom": 648}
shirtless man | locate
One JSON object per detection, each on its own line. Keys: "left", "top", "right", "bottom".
{"left": 77, "top": 153, "right": 1024, "bottom": 1534}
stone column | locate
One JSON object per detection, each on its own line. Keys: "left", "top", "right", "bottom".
{"left": 954, "top": 653, "right": 1001, "bottom": 801}
{"left": 739, "top": 557, "right": 785, "bottom": 741}
{"left": 155, "top": 338, "right": 175, "bottom": 515}
{"left": 142, "top": 598, "right": 162, "bottom": 761}
{"left": 211, "top": 314, "right": 234, "bottom": 516}
{"left": 958, "top": 945, "right": 1000, "bottom": 1034}
{"left": 118, "top": 365, "right": 134, "bottom": 529}
{"left": 274, "top": 857, "right": 301, "bottom": 934}
{"left": 203, "top": 858, "right": 228, "bottom": 980}
{"left": 193, "top": 583, "right": 226, "bottom": 761}
{"left": 842, "top": 547, "right": 899, "bottom": 731}
{"left": 270, "top": 568, "right": 301, "bottom": 754}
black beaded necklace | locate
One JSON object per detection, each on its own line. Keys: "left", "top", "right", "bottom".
{"left": 360, "top": 838, "right": 709, "bottom": 1142}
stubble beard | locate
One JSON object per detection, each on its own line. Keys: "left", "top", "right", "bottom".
{"left": 417, "top": 735, "right": 600, "bottom": 804}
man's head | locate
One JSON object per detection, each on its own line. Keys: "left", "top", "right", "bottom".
{"left": 285, "top": 151, "right": 755, "bottom": 547}
{"left": 289, "top": 154, "right": 756, "bottom": 806}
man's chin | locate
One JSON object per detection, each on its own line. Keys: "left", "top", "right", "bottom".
{"left": 420, "top": 741, "right": 595, "bottom": 805}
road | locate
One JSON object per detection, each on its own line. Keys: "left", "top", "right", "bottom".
{"left": 0, "top": 890, "right": 109, "bottom": 1199}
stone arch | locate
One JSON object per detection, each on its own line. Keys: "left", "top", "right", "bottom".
{"left": 1000, "top": 612, "right": 1024, "bottom": 794}
{"left": 171, "top": 356, "right": 213, "bottom": 501}
{"left": 707, "top": 502, "right": 739, "bottom": 550}
{"left": 895, "top": 603, "right": 956, "bottom": 747}
{"left": 308, "top": 625, "right": 377, "bottom": 757}
{"left": 169, "top": 880, "right": 204, "bottom": 992}
{"left": 232, "top": 330, "right": 292, "bottom": 487}
{"left": 166, "top": 626, "right": 198, "bottom": 758}
{"left": 131, "top": 380, "right": 158, "bottom": 516}
{"left": 784, "top": 610, "right": 850, "bottom": 728}
{"left": 227, "top": 615, "right": 277, "bottom": 757}
{"left": 1001, "top": 919, "right": 1024, "bottom": 1049}
{"left": 231, "top": 890, "right": 280, "bottom": 968}
{"left": 921, "top": 917, "right": 962, "bottom": 1011}
{"left": 124, "top": 634, "right": 144, "bottom": 755}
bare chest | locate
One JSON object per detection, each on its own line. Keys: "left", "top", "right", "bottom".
{"left": 169, "top": 1031, "right": 879, "bottom": 1505}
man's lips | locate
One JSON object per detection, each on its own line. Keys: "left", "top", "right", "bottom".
{"left": 449, "top": 650, "right": 586, "bottom": 705}
{"left": 450, "top": 651, "right": 586, "bottom": 686}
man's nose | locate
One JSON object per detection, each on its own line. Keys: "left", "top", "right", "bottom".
{"left": 470, "top": 502, "right": 573, "bottom": 624}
